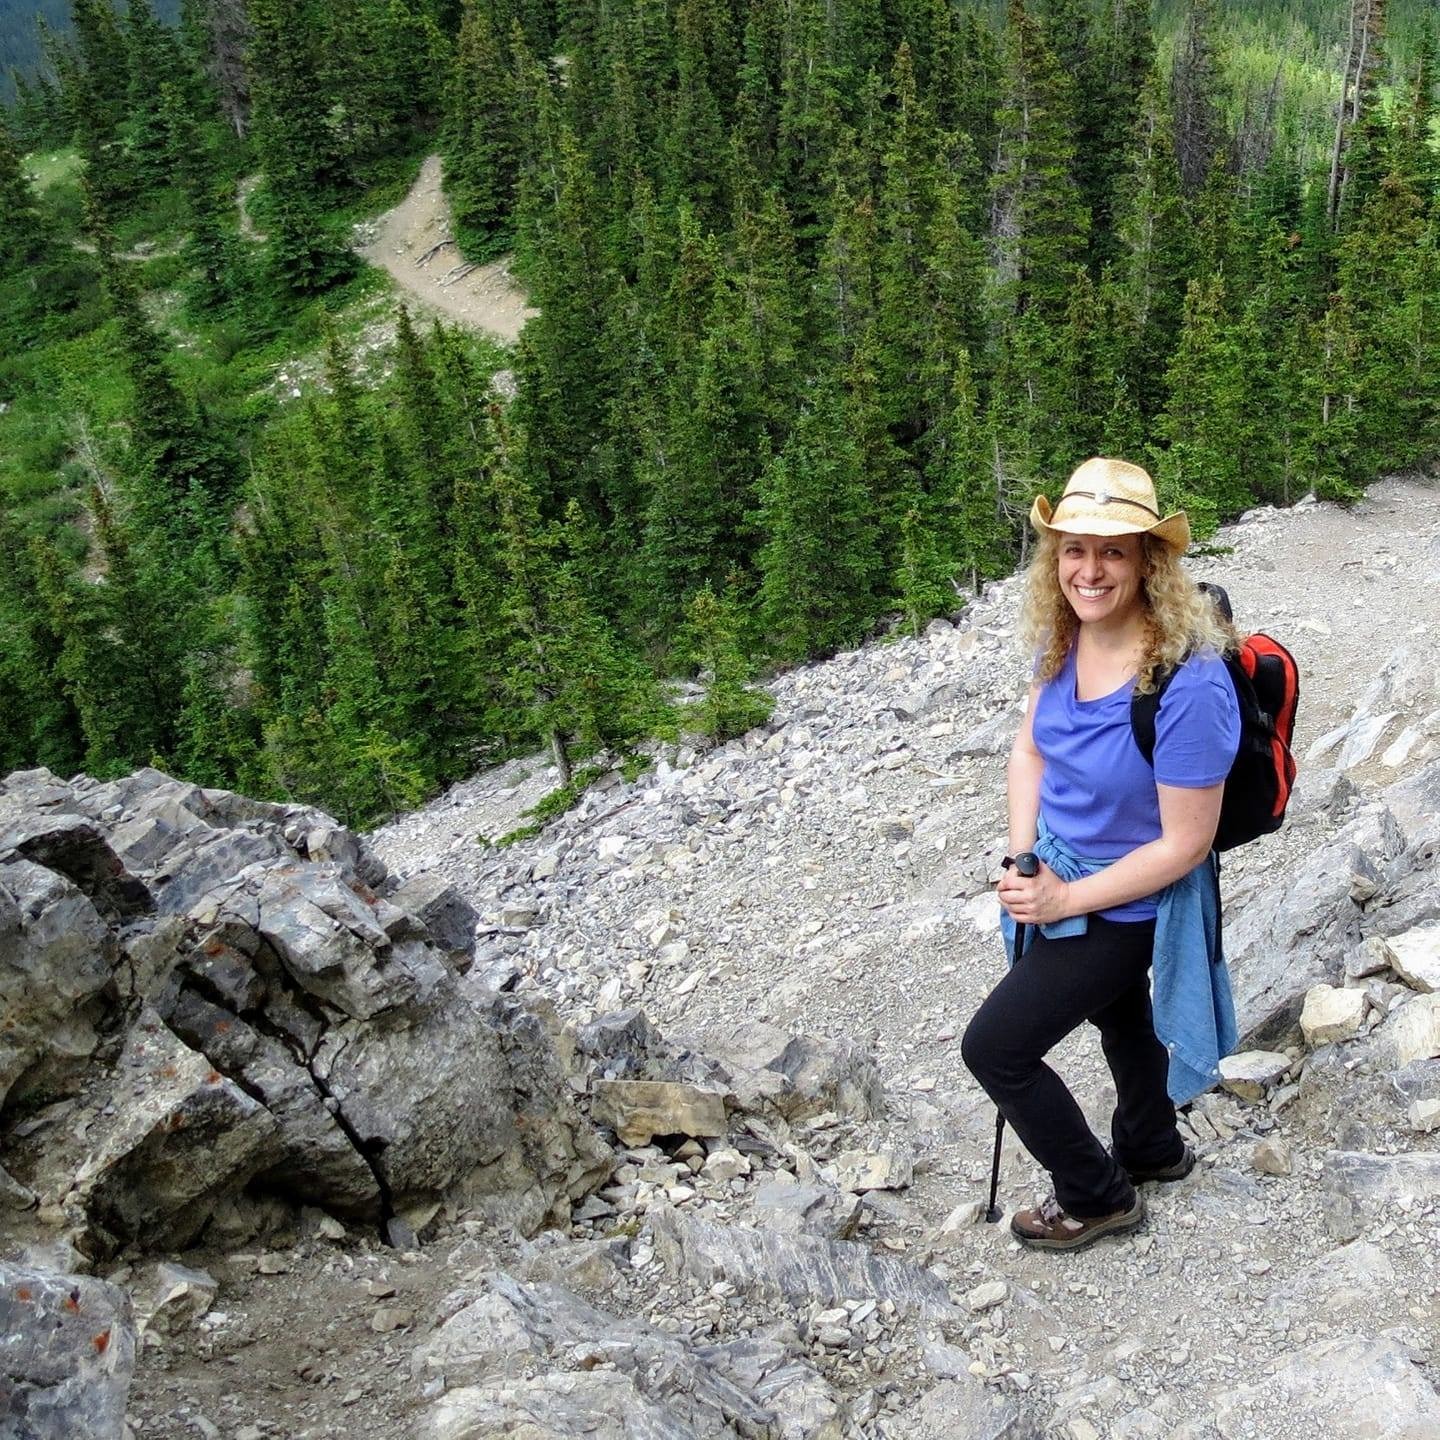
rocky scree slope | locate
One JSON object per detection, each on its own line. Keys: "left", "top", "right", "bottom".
{"left": 371, "top": 474, "right": 1440, "bottom": 1438}
{"left": 3, "top": 474, "right": 1440, "bottom": 1440}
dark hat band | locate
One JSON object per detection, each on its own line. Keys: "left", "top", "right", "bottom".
{"left": 1052, "top": 490, "right": 1162, "bottom": 522}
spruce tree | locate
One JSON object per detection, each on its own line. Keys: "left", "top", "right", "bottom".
{"left": 939, "top": 349, "right": 1011, "bottom": 592}
{"left": 123, "top": 0, "right": 188, "bottom": 192}
{"left": 894, "top": 500, "right": 955, "bottom": 636}
{"left": 0, "top": 511, "right": 85, "bottom": 774}
{"left": 29, "top": 533, "right": 133, "bottom": 775}
{"left": 70, "top": 0, "right": 129, "bottom": 137}
{"left": 163, "top": 84, "right": 247, "bottom": 313}
{"left": 678, "top": 581, "right": 772, "bottom": 743}
{"left": 70, "top": 0, "right": 136, "bottom": 212}
{"left": 1113, "top": 74, "right": 1195, "bottom": 418}
{"left": 1087, "top": 0, "right": 1154, "bottom": 267}
{"left": 817, "top": 166, "right": 880, "bottom": 368}
{"left": 663, "top": 0, "right": 732, "bottom": 228}
{"left": 874, "top": 44, "right": 940, "bottom": 440}
{"left": 1335, "top": 172, "right": 1437, "bottom": 474}
{"left": 992, "top": 0, "right": 1090, "bottom": 322}
{"left": 0, "top": 115, "right": 46, "bottom": 276}
{"left": 513, "top": 124, "right": 616, "bottom": 516}
{"left": 443, "top": 0, "right": 520, "bottom": 260}
{"left": 247, "top": 0, "right": 355, "bottom": 291}
{"left": 755, "top": 382, "right": 881, "bottom": 662}
{"left": 93, "top": 210, "right": 235, "bottom": 525}
{"left": 638, "top": 299, "right": 749, "bottom": 638}
{"left": 915, "top": 145, "right": 987, "bottom": 475}
{"left": 1155, "top": 273, "right": 1264, "bottom": 532}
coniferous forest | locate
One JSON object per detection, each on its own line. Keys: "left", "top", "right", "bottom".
{"left": 2, "top": 0, "right": 1438, "bottom": 826}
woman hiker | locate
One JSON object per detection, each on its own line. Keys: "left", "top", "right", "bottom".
{"left": 961, "top": 457, "right": 1241, "bottom": 1251}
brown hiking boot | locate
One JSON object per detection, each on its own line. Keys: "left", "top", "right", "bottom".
{"left": 1010, "top": 1192, "right": 1145, "bottom": 1251}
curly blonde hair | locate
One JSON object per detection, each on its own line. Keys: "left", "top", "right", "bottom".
{"left": 1019, "top": 530, "right": 1237, "bottom": 693}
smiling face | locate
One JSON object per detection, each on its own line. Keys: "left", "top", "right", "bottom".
{"left": 1056, "top": 531, "right": 1147, "bottom": 630}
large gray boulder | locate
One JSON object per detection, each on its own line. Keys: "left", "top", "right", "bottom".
{"left": 419, "top": 1272, "right": 774, "bottom": 1435}
{"left": 0, "top": 767, "right": 609, "bottom": 1255}
{"left": 0, "top": 1262, "right": 138, "bottom": 1439}
{"left": 1226, "top": 778, "right": 1439, "bottom": 1044}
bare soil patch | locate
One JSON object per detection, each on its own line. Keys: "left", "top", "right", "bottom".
{"left": 354, "top": 154, "right": 536, "bottom": 341}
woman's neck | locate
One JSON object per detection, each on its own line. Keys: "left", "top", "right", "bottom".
{"left": 1076, "top": 613, "right": 1147, "bottom": 657}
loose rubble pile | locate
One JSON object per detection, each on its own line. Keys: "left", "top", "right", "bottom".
{"left": 6, "top": 475, "right": 1440, "bottom": 1439}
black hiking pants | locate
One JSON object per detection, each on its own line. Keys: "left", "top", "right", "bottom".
{"left": 960, "top": 916, "right": 1187, "bottom": 1217}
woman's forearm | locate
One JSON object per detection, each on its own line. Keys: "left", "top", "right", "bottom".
{"left": 1007, "top": 746, "right": 1043, "bottom": 855}
{"left": 1059, "top": 835, "right": 1210, "bottom": 917}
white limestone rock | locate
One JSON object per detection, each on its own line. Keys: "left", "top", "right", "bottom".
{"left": 137, "top": 1261, "right": 218, "bottom": 1337}
{"left": 1299, "top": 985, "right": 1368, "bottom": 1047}
{"left": 1218, "top": 1050, "right": 1291, "bottom": 1101}
{"left": 1407, "top": 1097, "right": 1440, "bottom": 1133}
{"left": 1387, "top": 993, "right": 1440, "bottom": 1066}
{"left": 965, "top": 1279, "right": 1008, "bottom": 1312}
{"left": 1382, "top": 923, "right": 1440, "bottom": 993}
{"left": 832, "top": 1148, "right": 913, "bottom": 1193}
{"left": 700, "top": 1148, "right": 749, "bottom": 1184}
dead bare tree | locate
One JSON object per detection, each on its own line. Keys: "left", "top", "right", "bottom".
{"left": 1326, "top": 0, "right": 1389, "bottom": 229}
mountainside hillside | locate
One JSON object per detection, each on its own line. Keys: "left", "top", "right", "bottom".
{"left": 6, "top": 471, "right": 1440, "bottom": 1439}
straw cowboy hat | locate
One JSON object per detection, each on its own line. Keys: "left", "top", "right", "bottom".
{"left": 1030, "top": 457, "right": 1190, "bottom": 553}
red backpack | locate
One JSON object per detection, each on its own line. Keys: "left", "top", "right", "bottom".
{"left": 1130, "top": 583, "right": 1299, "bottom": 852}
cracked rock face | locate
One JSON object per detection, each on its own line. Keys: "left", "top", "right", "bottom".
{"left": 0, "top": 767, "right": 610, "bottom": 1259}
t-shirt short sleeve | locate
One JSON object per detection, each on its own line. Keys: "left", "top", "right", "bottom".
{"left": 1151, "top": 654, "right": 1241, "bottom": 789}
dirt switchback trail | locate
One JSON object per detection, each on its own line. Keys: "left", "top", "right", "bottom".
{"left": 355, "top": 154, "right": 536, "bottom": 340}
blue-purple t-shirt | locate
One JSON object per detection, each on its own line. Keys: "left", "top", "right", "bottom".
{"left": 1031, "top": 648, "right": 1240, "bottom": 922}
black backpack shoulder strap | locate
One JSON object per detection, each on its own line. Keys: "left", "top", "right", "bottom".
{"left": 1131, "top": 663, "right": 1181, "bottom": 766}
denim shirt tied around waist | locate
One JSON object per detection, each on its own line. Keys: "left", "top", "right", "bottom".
{"left": 998, "top": 822, "right": 1237, "bottom": 1105}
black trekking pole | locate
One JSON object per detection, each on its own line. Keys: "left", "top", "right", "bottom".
{"left": 985, "top": 850, "right": 1040, "bottom": 1224}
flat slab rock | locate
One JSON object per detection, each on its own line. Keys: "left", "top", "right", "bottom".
{"left": 589, "top": 1079, "right": 727, "bottom": 1146}
{"left": 1383, "top": 923, "right": 1440, "bottom": 993}
{"left": 648, "top": 1205, "right": 959, "bottom": 1321}
{"left": 1217, "top": 1050, "right": 1291, "bottom": 1101}
{"left": 1213, "top": 1333, "right": 1438, "bottom": 1440}
{"left": 751, "top": 1180, "right": 863, "bottom": 1240}
{"left": 0, "top": 1262, "right": 138, "bottom": 1440}
{"left": 1323, "top": 1150, "right": 1440, "bottom": 1210}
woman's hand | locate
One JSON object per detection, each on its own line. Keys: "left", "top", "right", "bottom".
{"left": 997, "top": 861, "right": 1072, "bottom": 926}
